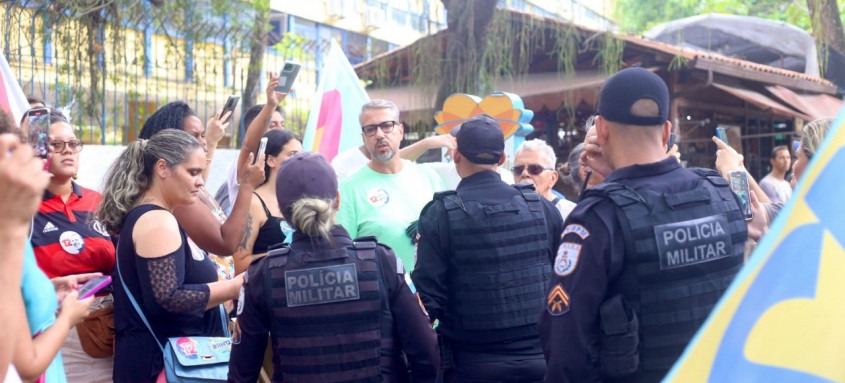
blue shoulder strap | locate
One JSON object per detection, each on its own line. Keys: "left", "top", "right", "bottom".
{"left": 115, "top": 240, "right": 230, "bottom": 355}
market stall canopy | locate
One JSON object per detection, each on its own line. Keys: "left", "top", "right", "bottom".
{"left": 645, "top": 14, "right": 819, "bottom": 77}
{"left": 711, "top": 83, "right": 811, "bottom": 121}
{"left": 765, "top": 85, "right": 844, "bottom": 121}
{"left": 366, "top": 70, "right": 609, "bottom": 113}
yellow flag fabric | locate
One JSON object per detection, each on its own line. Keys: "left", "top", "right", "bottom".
{"left": 665, "top": 115, "right": 845, "bottom": 382}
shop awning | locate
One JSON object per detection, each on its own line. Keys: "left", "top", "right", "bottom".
{"left": 712, "top": 83, "right": 812, "bottom": 121}
{"left": 765, "top": 85, "right": 843, "bottom": 121}
{"left": 366, "top": 70, "right": 609, "bottom": 113}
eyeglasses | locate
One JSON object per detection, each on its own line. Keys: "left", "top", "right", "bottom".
{"left": 792, "top": 140, "right": 801, "bottom": 152}
{"left": 512, "top": 164, "right": 553, "bottom": 176}
{"left": 49, "top": 140, "right": 84, "bottom": 152}
{"left": 362, "top": 120, "right": 397, "bottom": 137}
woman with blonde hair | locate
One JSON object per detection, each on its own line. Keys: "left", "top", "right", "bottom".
{"left": 97, "top": 129, "right": 243, "bottom": 383}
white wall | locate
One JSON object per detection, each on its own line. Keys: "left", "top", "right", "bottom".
{"left": 77, "top": 146, "right": 241, "bottom": 196}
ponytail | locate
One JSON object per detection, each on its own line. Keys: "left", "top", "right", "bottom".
{"left": 96, "top": 139, "right": 149, "bottom": 236}
{"left": 97, "top": 129, "right": 202, "bottom": 236}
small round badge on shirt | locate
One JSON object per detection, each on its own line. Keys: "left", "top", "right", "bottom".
{"left": 366, "top": 188, "right": 390, "bottom": 207}
{"left": 59, "top": 231, "right": 85, "bottom": 255}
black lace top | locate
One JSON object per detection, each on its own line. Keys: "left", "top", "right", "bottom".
{"left": 112, "top": 204, "right": 225, "bottom": 383}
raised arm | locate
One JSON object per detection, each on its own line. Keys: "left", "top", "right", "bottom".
{"left": 237, "top": 73, "right": 287, "bottom": 182}
{"left": 712, "top": 136, "right": 771, "bottom": 204}
{"left": 399, "top": 134, "right": 456, "bottom": 161}
{"left": 172, "top": 152, "right": 265, "bottom": 255}
{"left": 202, "top": 109, "right": 232, "bottom": 182}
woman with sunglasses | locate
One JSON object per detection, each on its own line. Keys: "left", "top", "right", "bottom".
{"left": 30, "top": 109, "right": 117, "bottom": 382}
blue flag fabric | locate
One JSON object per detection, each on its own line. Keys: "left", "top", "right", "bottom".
{"left": 665, "top": 114, "right": 845, "bottom": 382}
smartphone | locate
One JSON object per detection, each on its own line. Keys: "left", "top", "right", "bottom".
{"left": 220, "top": 95, "right": 240, "bottom": 125}
{"left": 274, "top": 62, "right": 301, "bottom": 94}
{"left": 715, "top": 127, "right": 729, "bottom": 145}
{"left": 666, "top": 133, "right": 677, "bottom": 153}
{"left": 25, "top": 108, "right": 51, "bottom": 159}
{"left": 78, "top": 275, "right": 112, "bottom": 299}
{"left": 254, "top": 137, "right": 268, "bottom": 164}
{"left": 728, "top": 170, "right": 753, "bottom": 221}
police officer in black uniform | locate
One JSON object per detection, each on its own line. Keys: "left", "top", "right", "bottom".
{"left": 412, "top": 114, "right": 564, "bottom": 382}
{"left": 228, "top": 152, "right": 439, "bottom": 382}
{"left": 539, "top": 67, "right": 747, "bottom": 382}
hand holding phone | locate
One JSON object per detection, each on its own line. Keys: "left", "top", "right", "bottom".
{"left": 254, "top": 137, "right": 268, "bottom": 165}
{"left": 666, "top": 133, "right": 677, "bottom": 153}
{"left": 24, "top": 108, "right": 51, "bottom": 159}
{"left": 728, "top": 170, "right": 753, "bottom": 221}
{"left": 715, "top": 127, "right": 729, "bottom": 145}
{"left": 220, "top": 96, "right": 240, "bottom": 125}
{"left": 274, "top": 62, "right": 301, "bottom": 94}
{"left": 77, "top": 275, "right": 112, "bottom": 299}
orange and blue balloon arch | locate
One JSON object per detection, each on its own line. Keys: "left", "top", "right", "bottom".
{"left": 434, "top": 91, "right": 535, "bottom": 157}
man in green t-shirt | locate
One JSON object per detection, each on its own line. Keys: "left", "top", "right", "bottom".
{"left": 337, "top": 99, "right": 445, "bottom": 274}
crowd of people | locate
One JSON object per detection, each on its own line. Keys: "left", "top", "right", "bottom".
{"left": 0, "top": 66, "right": 829, "bottom": 383}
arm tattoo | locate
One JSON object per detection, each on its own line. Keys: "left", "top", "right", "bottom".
{"left": 239, "top": 213, "right": 253, "bottom": 251}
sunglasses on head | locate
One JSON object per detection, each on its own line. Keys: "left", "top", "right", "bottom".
{"left": 511, "top": 164, "right": 553, "bottom": 176}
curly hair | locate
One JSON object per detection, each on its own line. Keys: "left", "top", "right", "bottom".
{"left": 139, "top": 101, "right": 196, "bottom": 139}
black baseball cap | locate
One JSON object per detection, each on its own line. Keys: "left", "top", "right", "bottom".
{"left": 597, "top": 67, "right": 669, "bottom": 126}
{"left": 453, "top": 114, "right": 505, "bottom": 165}
{"left": 275, "top": 152, "right": 338, "bottom": 219}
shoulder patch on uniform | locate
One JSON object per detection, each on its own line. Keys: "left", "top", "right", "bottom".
{"left": 284, "top": 264, "right": 360, "bottom": 307}
{"left": 554, "top": 242, "right": 582, "bottom": 276}
{"left": 562, "top": 224, "right": 590, "bottom": 240}
{"left": 546, "top": 284, "right": 570, "bottom": 316}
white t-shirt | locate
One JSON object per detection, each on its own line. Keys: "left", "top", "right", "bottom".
{"left": 759, "top": 173, "right": 792, "bottom": 204}
{"left": 419, "top": 162, "right": 515, "bottom": 190}
{"left": 331, "top": 147, "right": 371, "bottom": 182}
{"left": 555, "top": 198, "right": 577, "bottom": 220}
{"left": 225, "top": 156, "right": 241, "bottom": 212}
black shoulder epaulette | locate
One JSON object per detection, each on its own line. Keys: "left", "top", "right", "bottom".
{"left": 433, "top": 190, "right": 457, "bottom": 200}
{"left": 513, "top": 183, "right": 537, "bottom": 193}
{"left": 352, "top": 236, "right": 377, "bottom": 260}
{"left": 689, "top": 167, "right": 729, "bottom": 187}
{"left": 265, "top": 245, "right": 290, "bottom": 268}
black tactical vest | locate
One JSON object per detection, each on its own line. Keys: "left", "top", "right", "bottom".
{"left": 263, "top": 239, "right": 397, "bottom": 382}
{"left": 584, "top": 168, "right": 746, "bottom": 382}
{"left": 436, "top": 185, "right": 552, "bottom": 343}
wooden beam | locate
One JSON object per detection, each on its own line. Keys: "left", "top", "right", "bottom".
{"left": 692, "top": 58, "right": 837, "bottom": 95}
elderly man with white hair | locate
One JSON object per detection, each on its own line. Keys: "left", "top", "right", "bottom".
{"left": 513, "top": 139, "right": 576, "bottom": 219}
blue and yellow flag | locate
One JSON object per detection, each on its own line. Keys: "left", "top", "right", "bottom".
{"left": 665, "top": 114, "right": 845, "bottom": 382}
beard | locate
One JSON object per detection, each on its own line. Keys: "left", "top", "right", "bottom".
{"left": 371, "top": 138, "right": 396, "bottom": 162}
{"left": 374, "top": 148, "right": 396, "bottom": 162}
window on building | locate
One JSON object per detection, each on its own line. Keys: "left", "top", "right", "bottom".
{"left": 371, "top": 38, "right": 390, "bottom": 57}
{"left": 346, "top": 33, "right": 368, "bottom": 65}
{"left": 390, "top": 7, "right": 408, "bottom": 26}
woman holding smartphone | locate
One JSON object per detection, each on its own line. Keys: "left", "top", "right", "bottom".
{"left": 97, "top": 129, "right": 244, "bottom": 383}
{"left": 138, "top": 101, "right": 266, "bottom": 291}
{"left": 232, "top": 129, "right": 302, "bottom": 276}
{"left": 28, "top": 109, "right": 117, "bottom": 382}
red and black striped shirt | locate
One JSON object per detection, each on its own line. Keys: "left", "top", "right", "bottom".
{"left": 31, "top": 182, "right": 116, "bottom": 279}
